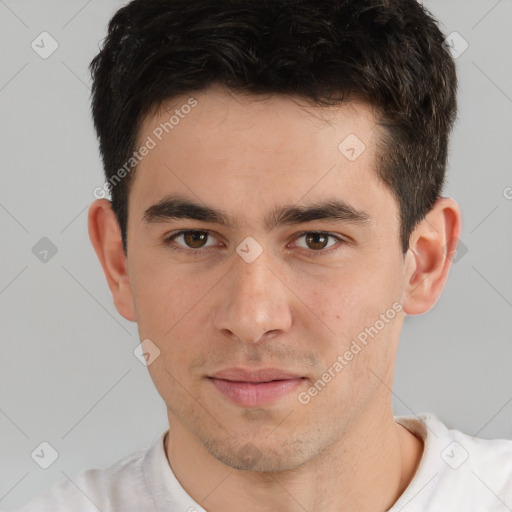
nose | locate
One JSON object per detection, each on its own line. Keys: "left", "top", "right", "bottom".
{"left": 213, "top": 246, "right": 293, "bottom": 344}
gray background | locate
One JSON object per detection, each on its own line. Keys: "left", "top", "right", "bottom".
{"left": 0, "top": 0, "right": 511, "bottom": 509}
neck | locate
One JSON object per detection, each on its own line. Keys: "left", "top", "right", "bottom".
{"left": 164, "top": 404, "right": 424, "bottom": 512}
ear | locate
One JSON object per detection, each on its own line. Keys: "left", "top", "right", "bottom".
{"left": 88, "top": 199, "right": 136, "bottom": 322}
{"left": 402, "top": 197, "right": 462, "bottom": 315}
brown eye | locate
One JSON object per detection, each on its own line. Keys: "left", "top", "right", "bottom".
{"left": 291, "top": 231, "right": 346, "bottom": 256}
{"left": 183, "top": 231, "right": 209, "bottom": 248}
{"left": 304, "top": 232, "right": 329, "bottom": 250}
{"left": 164, "top": 230, "right": 218, "bottom": 254}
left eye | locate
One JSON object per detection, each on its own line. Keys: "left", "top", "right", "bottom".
{"left": 291, "top": 231, "right": 343, "bottom": 252}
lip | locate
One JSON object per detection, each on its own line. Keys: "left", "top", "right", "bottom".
{"left": 210, "top": 367, "right": 304, "bottom": 382}
{"left": 208, "top": 368, "right": 306, "bottom": 407}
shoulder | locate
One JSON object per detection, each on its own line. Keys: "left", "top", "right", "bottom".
{"left": 18, "top": 434, "right": 162, "bottom": 512}
{"left": 436, "top": 415, "right": 512, "bottom": 493}
{"left": 394, "top": 412, "right": 512, "bottom": 511}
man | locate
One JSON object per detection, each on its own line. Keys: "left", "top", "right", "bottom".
{"left": 20, "top": 0, "right": 512, "bottom": 510}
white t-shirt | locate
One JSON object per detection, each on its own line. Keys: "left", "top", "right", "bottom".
{"left": 18, "top": 412, "right": 512, "bottom": 512}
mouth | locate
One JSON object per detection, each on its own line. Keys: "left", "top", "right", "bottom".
{"left": 207, "top": 368, "right": 307, "bottom": 407}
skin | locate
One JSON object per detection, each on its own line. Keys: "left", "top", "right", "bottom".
{"left": 88, "top": 85, "right": 461, "bottom": 511}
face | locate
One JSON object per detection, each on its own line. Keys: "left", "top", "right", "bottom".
{"left": 124, "top": 87, "right": 408, "bottom": 471}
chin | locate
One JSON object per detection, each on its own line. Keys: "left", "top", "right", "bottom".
{"left": 203, "top": 435, "right": 313, "bottom": 472}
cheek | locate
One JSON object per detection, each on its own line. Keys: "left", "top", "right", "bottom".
{"left": 130, "top": 257, "right": 210, "bottom": 340}
{"left": 293, "top": 258, "right": 403, "bottom": 364}
{"left": 294, "top": 265, "right": 389, "bottom": 329}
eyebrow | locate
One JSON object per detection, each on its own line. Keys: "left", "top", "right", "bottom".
{"left": 142, "top": 194, "right": 371, "bottom": 231}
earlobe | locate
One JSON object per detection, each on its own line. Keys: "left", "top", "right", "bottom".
{"left": 402, "top": 197, "right": 462, "bottom": 315}
{"left": 88, "top": 199, "right": 136, "bottom": 322}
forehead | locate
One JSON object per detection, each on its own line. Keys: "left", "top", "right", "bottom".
{"left": 129, "top": 86, "right": 394, "bottom": 229}
{"left": 140, "top": 86, "right": 379, "bottom": 146}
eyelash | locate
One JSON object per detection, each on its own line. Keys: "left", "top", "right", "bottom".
{"left": 162, "top": 229, "right": 347, "bottom": 257}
